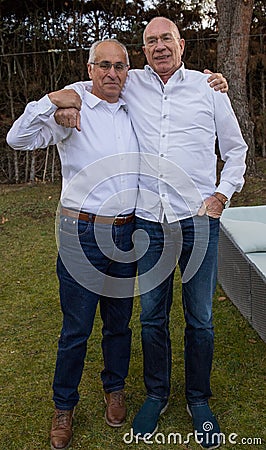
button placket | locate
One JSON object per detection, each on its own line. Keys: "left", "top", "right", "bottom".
{"left": 114, "top": 112, "right": 126, "bottom": 206}
{"left": 158, "top": 92, "right": 170, "bottom": 202}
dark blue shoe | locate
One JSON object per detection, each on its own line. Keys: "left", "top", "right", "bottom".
{"left": 132, "top": 397, "right": 168, "bottom": 439}
{"left": 187, "top": 404, "right": 221, "bottom": 449}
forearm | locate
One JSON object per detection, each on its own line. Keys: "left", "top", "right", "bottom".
{"left": 50, "top": 84, "right": 86, "bottom": 131}
{"left": 215, "top": 94, "right": 248, "bottom": 198}
{"left": 217, "top": 139, "right": 247, "bottom": 198}
{"left": 6, "top": 95, "right": 68, "bottom": 150}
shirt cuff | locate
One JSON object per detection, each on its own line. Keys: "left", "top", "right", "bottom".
{"left": 37, "top": 94, "right": 58, "bottom": 115}
{"left": 215, "top": 181, "right": 237, "bottom": 200}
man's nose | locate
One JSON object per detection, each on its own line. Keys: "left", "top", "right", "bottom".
{"left": 107, "top": 66, "right": 117, "bottom": 78}
{"left": 155, "top": 38, "right": 166, "bottom": 49}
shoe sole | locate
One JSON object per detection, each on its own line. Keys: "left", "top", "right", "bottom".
{"left": 187, "top": 404, "right": 192, "bottom": 417}
{"left": 104, "top": 411, "right": 126, "bottom": 427}
{"left": 186, "top": 405, "right": 221, "bottom": 450}
{"left": 50, "top": 438, "right": 72, "bottom": 450}
{"left": 160, "top": 402, "right": 169, "bottom": 416}
{"left": 133, "top": 401, "right": 169, "bottom": 440}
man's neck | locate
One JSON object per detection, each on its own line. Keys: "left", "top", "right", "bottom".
{"left": 160, "top": 74, "right": 172, "bottom": 84}
{"left": 156, "top": 63, "right": 183, "bottom": 84}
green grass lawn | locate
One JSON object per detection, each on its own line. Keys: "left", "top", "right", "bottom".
{"left": 0, "top": 178, "right": 265, "bottom": 450}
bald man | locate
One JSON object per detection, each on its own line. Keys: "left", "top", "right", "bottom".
{"left": 53, "top": 18, "right": 246, "bottom": 449}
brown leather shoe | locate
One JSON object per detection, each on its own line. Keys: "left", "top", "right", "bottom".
{"left": 50, "top": 409, "right": 74, "bottom": 450}
{"left": 104, "top": 389, "right": 126, "bottom": 427}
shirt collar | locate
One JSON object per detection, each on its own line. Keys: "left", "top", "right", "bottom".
{"left": 144, "top": 62, "right": 186, "bottom": 84}
{"left": 84, "top": 87, "right": 128, "bottom": 111}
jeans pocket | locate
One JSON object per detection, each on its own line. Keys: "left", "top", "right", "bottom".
{"left": 59, "top": 216, "right": 90, "bottom": 237}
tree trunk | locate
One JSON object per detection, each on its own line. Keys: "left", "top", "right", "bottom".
{"left": 25, "top": 151, "right": 29, "bottom": 183}
{"left": 51, "top": 145, "right": 56, "bottom": 183}
{"left": 43, "top": 146, "right": 49, "bottom": 182}
{"left": 216, "top": 0, "right": 256, "bottom": 174}
{"left": 261, "top": 56, "right": 265, "bottom": 157}
{"left": 29, "top": 150, "right": 36, "bottom": 183}
{"left": 51, "top": 146, "right": 56, "bottom": 183}
{"left": 6, "top": 59, "right": 19, "bottom": 182}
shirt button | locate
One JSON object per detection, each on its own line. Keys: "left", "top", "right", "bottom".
{"left": 159, "top": 174, "right": 163, "bottom": 178}
{"left": 161, "top": 193, "right": 165, "bottom": 197}
{"left": 163, "top": 114, "right": 167, "bottom": 119}
{"left": 164, "top": 96, "right": 168, "bottom": 100}
{"left": 162, "top": 134, "right": 166, "bottom": 138}
{"left": 160, "top": 154, "right": 164, "bottom": 157}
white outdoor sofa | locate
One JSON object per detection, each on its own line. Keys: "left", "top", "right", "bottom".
{"left": 218, "top": 205, "right": 266, "bottom": 343}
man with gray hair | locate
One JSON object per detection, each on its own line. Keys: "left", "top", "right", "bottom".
{"left": 7, "top": 39, "right": 139, "bottom": 450}
{"left": 53, "top": 16, "right": 246, "bottom": 450}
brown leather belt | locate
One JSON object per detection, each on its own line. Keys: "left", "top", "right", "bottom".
{"left": 61, "top": 207, "right": 135, "bottom": 226}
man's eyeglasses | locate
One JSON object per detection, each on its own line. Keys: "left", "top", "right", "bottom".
{"left": 90, "top": 61, "right": 129, "bottom": 72}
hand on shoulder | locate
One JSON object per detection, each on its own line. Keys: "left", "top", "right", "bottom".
{"left": 204, "top": 69, "right": 228, "bottom": 93}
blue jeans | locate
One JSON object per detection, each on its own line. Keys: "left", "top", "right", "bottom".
{"left": 135, "top": 215, "right": 220, "bottom": 405}
{"left": 53, "top": 214, "right": 136, "bottom": 410}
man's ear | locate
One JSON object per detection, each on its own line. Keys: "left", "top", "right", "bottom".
{"left": 142, "top": 45, "right": 147, "bottom": 59}
{"left": 179, "top": 39, "right": 185, "bottom": 56}
{"left": 87, "top": 63, "right": 93, "bottom": 80}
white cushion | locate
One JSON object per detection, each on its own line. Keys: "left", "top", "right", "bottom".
{"left": 221, "top": 218, "right": 266, "bottom": 253}
{"left": 222, "top": 205, "right": 266, "bottom": 223}
{"left": 246, "top": 253, "right": 266, "bottom": 277}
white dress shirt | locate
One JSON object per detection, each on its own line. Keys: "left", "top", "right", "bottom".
{"left": 65, "top": 64, "right": 247, "bottom": 223}
{"left": 6, "top": 91, "right": 139, "bottom": 216}
{"left": 123, "top": 64, "right": 247, "bottom": 222}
